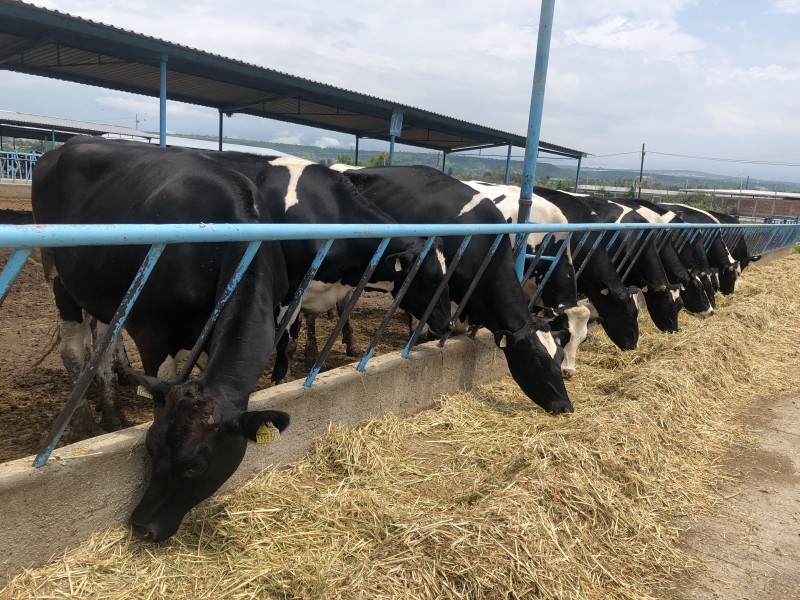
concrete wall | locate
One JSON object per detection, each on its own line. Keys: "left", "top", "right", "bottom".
{"left": 0, "top": 330, "right": 509, "bottom": 581}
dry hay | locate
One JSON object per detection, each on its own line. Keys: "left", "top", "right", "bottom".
{"left": 5, "top": 255, "right": 800, "bottom": 600}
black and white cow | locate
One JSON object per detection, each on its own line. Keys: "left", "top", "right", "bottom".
{"left": 662, "top": 204, "right": 741, "bottom": 294}
{"left": 709, "top": 210, "right": 761, "bottom": 270}
{"left": 568, "top": 193, "right": 684, "bottom": 333}
{"left": 335, "top": 165, "right": 573, "bottom": 414}
{"left": 511, "top": 187, "right": 642, "bottom": 350}
{"left": 600, "top": 197, "right": 715, "bottom": 318}
{"left": 32, "top": 136, "right": 291, "bottom": 542}
{"left": 204, "top": 153, "right": 452, "bottom": 383}
{"left": 462, "top": 181, "right": 591, "bottom": 377}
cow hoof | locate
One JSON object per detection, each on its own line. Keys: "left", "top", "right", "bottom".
{"left": 345, "top": 346, "right": 362, "bottom": 358}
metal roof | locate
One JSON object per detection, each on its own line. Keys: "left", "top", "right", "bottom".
{"left": 0, "top": 0, "right": 586, "bottom": 159}
{"left": 0, "top": 109, "right": 150, "bottom": 143}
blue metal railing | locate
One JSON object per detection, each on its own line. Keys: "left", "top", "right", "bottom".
{"left": 1, "top": 220, "right": 799, "bottom": 467}
{"left": 0, "top": 150, "right": 39, "bottom": 181}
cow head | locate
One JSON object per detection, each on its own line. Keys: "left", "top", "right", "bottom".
{"left": 493, "top": 320, "right": 573, "bottom": 414}
{"left": 718, "top": 260, "right": 741, "bottom": 295}
{"left": 128, "top": 375, "right": 290, "bottom": 542}
{"left": 640, "top": 281, "right": 683, "bottom": 333}
{"left": 385, "top": 237, "right": 452, "bottom": 337}
{"left": 589, "top": 284, "right": 640, "bottom": 350}
{"left": 678, "top": 274, "right": 714, "bottom": 318}
{"left": 546, "top": 305, "right": 591, "bottom": 378}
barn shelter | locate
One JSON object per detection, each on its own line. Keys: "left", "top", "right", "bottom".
{"left": 0, "top": 0, "right": 586, "bottom": 181}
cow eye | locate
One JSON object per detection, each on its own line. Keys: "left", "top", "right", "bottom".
{"left": 182, "top": 463, "right": 207, "bottom": 478}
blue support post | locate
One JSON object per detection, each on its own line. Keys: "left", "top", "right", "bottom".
{"left": 159, "top": 54, "right": 168, "bottom": 147}
{"left": 515, "top": 0, "right": 556, "bottom": 280}
{"left": 0, "top": 248, "right": 32, "bottom": 308}
{"left": 388, "top": 109, "right": 403, "bottom": 167}
{"left": 504, "top": 143, "right": 513, "bottom": 184}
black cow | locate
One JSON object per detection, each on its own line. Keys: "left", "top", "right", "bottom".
{"left": 662, "top": 204, "right": 741, "bottom": 294}
{"left": 336, "top": 165, "right": 573, "bottom": 414}
{"left": 602, "top": 198, "right": 714, "bottom": 318}
{"left": 206, "top": 154, "right": 452, "bottom": 383}
{"left": 709, "top": 210, "right": 761, "bottom": 270}
{"left": 571, "top": 194, "right": 683, "bottom": 332}
{"left": 462, "top": 181, "right": 591, "bottom": 378}
{"left": 522, "top": 187, "right": 641, "bottom": 350}
{"left": 32, "top": 137, "right": 291, "bottom": 541}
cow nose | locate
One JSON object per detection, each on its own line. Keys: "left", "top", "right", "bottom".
{"left": 561, "top": 367, "right": 575, "bottom": 379}
{"left": 131, "top": 520, "right": 162, "bottom": 542}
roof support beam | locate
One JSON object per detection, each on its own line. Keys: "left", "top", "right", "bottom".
{"left": 159, "top": 54, "right": 167, "bottom": 147}
{"left": 0, "top": 36, "right": 51, "bottom": 65}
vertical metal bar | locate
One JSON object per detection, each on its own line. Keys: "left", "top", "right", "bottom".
{"left": 0, "top": 248, "right": 32, "bottom": 309}
{"left": 389, "top": 135, "right": 396, "bottom": 166}
{"left": 521, "top": 232, "right": 554, "bottom": 283}
{"left": 516, "top": 0, "right": 556, "bottom": 279}
{"left": 218, "top": 110, "right": 223, "bottom": 151}
{"left": 528, "top": 232, "right": 573, "bottom": 307}
{"left": 504, "top": 143, "right": 513, "bottom": 184}
{"left": 176, "top": 241, "right": 262, "bottom": 382}
{"left": 615, "top": 229, "right": 644, "bottom": 275}
{"left": 441, "top": 151, "right": 447, "bottom": 173}
{"left": 354, "top": 136, "right": 360, "bottom": 165}
{"left": 304, "top": 238, "right": 392, "bottom": 387}
{"left": 34, "top": 244, "right": 166, "bottom": 468}
{"left": 569, "top": 231, "right": 592, "bottom": 260}
{"left": 621, "top": 230, "right": 655, "bottom": 283}
{"left": 603, "top": 229, "right": 622, "bottom": 253}
{"left": 356, "top": 236, "right": 437, "bottom": 372}
{"left": 574, "top": 231, "right": 606, "bottom": 279}
{"left": 159, "top": 55, "right": 168, "bottom": 148}
{"left": 438, "top": 234, "right": 503, "bottom": 347}
{"left": 274, "top": 239, "right": 334, "bottom": 347}
{"left": 403, "top": 235, "right": 472, "bottom": 358}
{"left": 574, "top": 155, "right": 582, "bottom": 193}
{"left": 610, "top": 230, "right": 636, "bottom": 265}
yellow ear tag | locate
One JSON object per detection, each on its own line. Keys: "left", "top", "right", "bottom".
{"left": 499, "top": 335, "right": 507, "bottom": 348}
{"left": 599, "top": 288, "right": 609, "bottom": 296}
{"left": 256, "top": 422, "right": 280, "bottom": 444}
{"left": 641, "top": 285, "right": 649, "bottom": 293}
{"left": 395, "top": 258, "right": 402, "bottom": 272}
{"left": 136, "top": 385, "right": 153, "bottom": 399}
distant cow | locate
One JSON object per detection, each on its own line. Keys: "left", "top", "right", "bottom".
{"left": 336, "top": 165, "right": 573, "bottom": 414}
{"left": 32, "top": 137, "right": 291, "bottom": 541}
{"left": 519, "top": 187, "right": 642, "bottom": 350}
{"left": 662, "top": 204, "right": 741, "bottom": 294}
{"left": 208, "top": 153, "right": 452, "bottom": 382}
{"left": 573, "top": 194, "right": 684, "bottom": 333}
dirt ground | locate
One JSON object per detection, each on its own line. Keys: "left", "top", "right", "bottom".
{"left": 673, "top": 395, "right": 800, "bottom": 599}
{"left": 0, "top": 182, "right": 409, "bottom": 462}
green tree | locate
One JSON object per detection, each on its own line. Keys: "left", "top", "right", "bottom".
{"left": 336, "top": 153, "right": 354, "bottom": 165}
{"left": 366, "top": 151, "right": 390, "bottom": 167}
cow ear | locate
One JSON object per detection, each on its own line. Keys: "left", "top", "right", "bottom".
{"left": 385, "top": 251, "right": 413, "bottom": 273}
{"left": 127, "top": 370, "right": 170, "bottom": 408}
{"left": 550, "top": 329, "right": 570, "bottom": 346}
{"left": 237, "top": 410, "right": 291, "bottom": 442}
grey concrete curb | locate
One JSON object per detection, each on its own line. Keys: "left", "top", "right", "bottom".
{"left": 0, "top": 330, "right": 509, "bottom": 581}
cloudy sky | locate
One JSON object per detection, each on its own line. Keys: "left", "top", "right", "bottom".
{"left": 3, "top": 0, "right": 800, "bottom": 183}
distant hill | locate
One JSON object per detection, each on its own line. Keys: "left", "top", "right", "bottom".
{"left": 173, "top": 134, "right": 800, "bottom": 193}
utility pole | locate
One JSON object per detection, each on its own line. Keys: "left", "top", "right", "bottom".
{"left": 637, "top": 143, "right": 645, "bottom": 199}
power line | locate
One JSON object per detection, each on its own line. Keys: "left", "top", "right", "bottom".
{"left": 648, "top": 151, "right": 800, "bottom": 167}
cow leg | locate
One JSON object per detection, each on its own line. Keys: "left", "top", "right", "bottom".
{"left": 92, "top": 322, "right": 129, "bottom": 430}
{"left": 337, "top": 296, "right": 361, "bottom": 357}
{"left": 304, "top": 313, "right": 319, "bottom": 369}
{"left": 48, "top": 271, "right": 103, "bottom": 438}
{"left": 272, "top": 331, "right": 292, "bottom": 384}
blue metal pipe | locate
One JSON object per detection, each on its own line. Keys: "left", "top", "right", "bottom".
{"left": 5, "top": 222, "right": 788, "bottom": 250}
{"left": 516, "top": 0, "right": 556, "bottom": 279}
{"left": 574, "top": 231, "right": 607, "bottom": 279}
{"left": 621, "top": 230, "right": 655, "bottom": 283}
{"left": 527, "top": 232, "right": 572, "bottom": 307}
{"left": 0, "top": 248, "right": 32, "bottom": 308}
{"left": 159, "top": 55, "right": 167, "bottom": 148}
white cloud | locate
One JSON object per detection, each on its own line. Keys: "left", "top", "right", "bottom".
{"left": 564, "top": 16, "right": 705, "bottom": 64}
{"left": 771, "top": 0, "right": 800, "bottom": 14}
{"left": 707, "top": 64, "right": 800, "bottom": 86}
{"left": 314, "top": 137, "right": 342, "bottom": 149}
{"left": 270, "top": 132, "right": 305, "bottom": 145}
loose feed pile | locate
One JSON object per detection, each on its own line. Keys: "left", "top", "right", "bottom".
{"left": 5, "top": 255, "right": 800, "bottom": 600}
